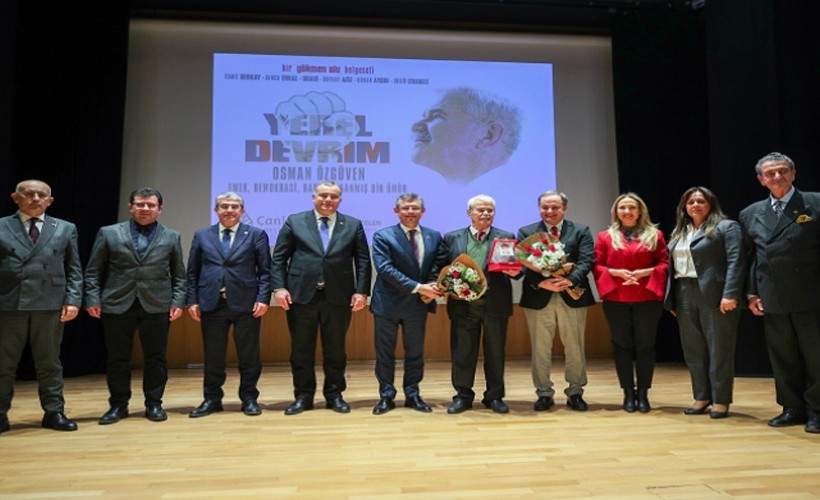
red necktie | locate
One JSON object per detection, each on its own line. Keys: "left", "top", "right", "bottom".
{"left": 29, "top": 217, "right": 41, "bottom": 244}
{"left": 477, "top": 230, "right": 485, "bottom": 241}
{"left": 550, "top": 226, "right": 559, "bottom": 239}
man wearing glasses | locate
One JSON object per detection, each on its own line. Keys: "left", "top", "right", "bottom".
{"left": 186, "top": 192, "right": 271, "bottom": 418}
{"left": 0, "top": 180, "right": 83, "bottom": 434}
{"left": 369, "top": 193, "right": 447, "bottom": 414}
{"left": 85, "top": 187, "right": 187, "bottom": 425}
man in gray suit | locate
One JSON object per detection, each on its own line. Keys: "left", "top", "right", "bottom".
{"left": 0, "top": 179, "right": 83, "bottom": 434}
{"left": 517, "top": 191, "right": 595, "bottom": 412}
{"left": 739, "top": 152, "right": 820, "bottom": 434}
{"left": 84, "top": 187, "right": 186, "bottom": 425}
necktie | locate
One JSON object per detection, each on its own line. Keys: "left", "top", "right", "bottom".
{"left": 221, "top": 228, "right": 232, "bottom": 254}
{"left": 476, "top": 230, "right": 485, "bottom": 241}
{"left": 320, "top": 217, "right": 330, "bottom": 251}
{"left": 408, "top": 229, "right": 420, "bottom": 265}
{"left": 550, "top": 226, "right": 559, "bottom": 239}
{"left": 29, "top": 217, "right": 40, "bottom": 244}
{"left": 773, "top": 200, "right": 784, "bottom": 218}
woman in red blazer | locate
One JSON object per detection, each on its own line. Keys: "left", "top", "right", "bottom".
{"left": 593, "top": 193, "right": 669, "bottom": 413}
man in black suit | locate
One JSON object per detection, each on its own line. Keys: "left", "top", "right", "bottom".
{"left": 370, "top": 193, "right": 447, "bottom": 414}
{"left": 186, "top": 192, "right": 272, "bottom": 418}
{"left": 0, "top": 179, "right": 83, "bottom": 434}
{"left": 518, "top": 191, "right": 595, "bottom": 412}
{"left": 443, "top": 194, "right": 519, "bottom": 414}
{"left": 272, "top": 181, "right": 372, "bottom": 415}
{"left": 85, "top": 187, "right": 187, "bottom": 425}
{"left": 740, "top": 152, "right": 820, "bottom": 434}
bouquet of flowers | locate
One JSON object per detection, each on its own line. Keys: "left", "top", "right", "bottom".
{"left": 515, "top": 232, "right": 585, "bottom": 300}
{"left": 434, "top": 254, "right": 488, "bottom": 302}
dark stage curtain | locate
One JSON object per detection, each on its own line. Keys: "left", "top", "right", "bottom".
{"left": 2, "top": 0, "right": 129, "bottom": 377}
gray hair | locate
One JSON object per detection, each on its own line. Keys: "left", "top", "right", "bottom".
{"left": 467, "top": 194, "right": 496, "bottom": 211}
{"left": 755, "top": 152, "right": 795, "bottom": 174}
{"left": 215, "top": 191, "right": 244, "bottom": 208}
{"left": 314, "top": 181, "right": 342, "bottom": 195}
{"left": 443, "top": 87, "right": 522, "bottom": 157}
{"left": 395, "top": 193, "right": 424, "bottom": 208}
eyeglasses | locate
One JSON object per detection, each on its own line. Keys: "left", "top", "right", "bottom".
{"left": 761, "top": 167, "right": 792, "bottom": 180}
{"left": 218, "top": 203, "right": 242, "bottom": 210}
{"left": 399, "top": 206, "right": 423, "bottom": 212}
{"left": 19, "top": 190, "right": 50, "bottom": 199}
{"left": 132, "top": 202, "right": 159, "bottom": 209}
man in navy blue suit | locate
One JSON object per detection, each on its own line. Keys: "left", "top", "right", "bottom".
{"left": 186, "top": 192, "right": 272, "bottom": 418}
{"left": 370, "top": 193, "right": 448, "bottom": 414}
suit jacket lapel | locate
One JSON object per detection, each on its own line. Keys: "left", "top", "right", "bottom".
{"left": 326, "top": 213, "right": 346, "bottom": 253}
{"left": 769, "top": 191, "right": 804, "bottom": 240}
{"left": 118, "top": 221, "right": 141, "bottom": 261}
{"left": 304, "top": 212, "right": 325, "bottom": 253}
{"left": 208, "top": 224, "right": 226, "bottom": 258}
{"left": 228, "top": 223, "right": 249, "bottom": 257}
{"left": 6, "top": 213, "right": 33, "bottom": 249}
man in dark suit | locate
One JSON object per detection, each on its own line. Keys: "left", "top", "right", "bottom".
{"left": 518, "top": 191, "right": 595, "bottom": 412}
{"left": 272, "top": 181, "right": 372, "bottom": 415}
{"left": 370, "top": 193, "right": 448, "bottom": 415}
{"left": 443, "top": 194, "right": 519, "bottom": 414}
{"left": 186, "top": 192, "right": 272, "bottom": 418}
{"left": 0, "top": 179, "right": 83, "bottom": 434}
{"left": 85, "top": 187, "right": 187, "bottom": 425}
{"left": 740, "top": 152, "right": 820, "bottom": 434}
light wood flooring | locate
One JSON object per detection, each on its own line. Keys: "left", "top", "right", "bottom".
{"left": 1, "top": 360, "right": 819, "bottom": 499}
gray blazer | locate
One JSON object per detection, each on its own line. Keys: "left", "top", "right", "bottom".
{"left": 739, "top": 189, "right": 820, "bottom": 315}
{"left": 0, "top": 212, "right": 83, "bottom": 311}
{"left": 84, "top": 220, "right": 187, "bottom": 314}
{"left": 664, "top": 219, "right": 746, "bottom": 310}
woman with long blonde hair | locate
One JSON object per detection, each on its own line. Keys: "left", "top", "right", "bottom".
{"left": 593, "top": 193, "right": 669, "bottom": 413}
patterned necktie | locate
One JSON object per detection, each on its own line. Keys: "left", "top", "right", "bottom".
{"left": 221, "top": 228, "right": 232, "bottom": 254}
{"left": 476, "top": 230, "right": 485, "bottom": 241}
{"left": 408, "top": 229, "right": 420, "bottom": 265}
{"left": 550, "top": 226, "right": 559, "bottom": 239}
{"left": 320, "top": 217, "right": 330, "bottom": 251}
{"left": 773, "top": 200, "right": 784, "bottom": 218}
{"left": 29, "top": 217, "right": 40, "bottom": 244}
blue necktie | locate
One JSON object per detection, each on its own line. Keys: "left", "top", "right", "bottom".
{"left": 773, "top": 200, "right": 784, "bottom": 218}
{"left": 135, "top": 226, "right": 149, "bottom": 257}
{"left": 320, "top": 217, "right": 330, "bottom": 251}
{"left": 221, "top": 228, "right": 231, "bottom": 254}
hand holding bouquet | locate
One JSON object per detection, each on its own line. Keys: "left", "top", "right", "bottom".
{"left": 515, "top": 232, "right": 585, "bottom": 300}
{"left": 424, "top": 254, "right": 488, "bottom": 303}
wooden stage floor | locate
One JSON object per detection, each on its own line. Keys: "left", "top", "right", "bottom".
{"left": 1, "top": 360, "right": 819, "bottom": 499}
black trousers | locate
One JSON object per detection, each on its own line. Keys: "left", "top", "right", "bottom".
{"left": 102, "top": 300, "right": 169, "bottom": 407}
{"left": 200, "top": 303, "right": 262, "bottom": 403}
{"left": 763, "top": 310, "right": 820, "bottom": 417}
{"left": 373, "top": 309, "right": 428, "bottom": 399}
{"left": 449, "top": 302, "right": 508, "bottom": 403}
{"left": 602, "top": 300, "right": 663, "bottom": 390}
{"left": 0, "top": 310, "right": 65, "bottom": 414}
{"left": 286, "top": 290, "right": 351, "bottom": 400}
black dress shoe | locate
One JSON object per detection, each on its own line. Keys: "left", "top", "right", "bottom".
{"left": 447, "top": 398, "right": 473, "bottom": 414}
{"left": 189, "top": 400, "right": 223, "bottom": 418}
{"left": 806, "top": 416, "right": 820, "bottom": 434}
{"left": 42, "top": 412, "right": 78, "bottom": 431}
{"left": 0, "top": 415, "right": 10, "bottom": 434}
{"left": 404, "top": 395, "right": 432, "bottom": 413}
{"left": 99, "top": 406, "right": 129, "bottom": 425}
{"left": 483, "top": 399, "right": 510, "bottom": 414}
{"left": 326, "top": 396, "right": 351, "bottom": 413}
{"left": 684, "top": 402, "right": 711, "bottom": 415}
{"left": 242, "top": 400, "right": 262, "bottom": 416}
{"left": 284, "top": 398, "right": 314, "bottom": 415}
{"left": 623, "top": 388, "right": 637, "bottom": 413}
{"left": 372, "top": 397, "right": 395, "bottom": 415}
{"left": 768, "top": 411, "right": 807, "bottom": 427}
{"left": 710, "top": 410, "right": 730, "bottom": 419}
{"left": 145, "top": 404, "right": 168, "bottom": 422}
{"left": 567, "top": 394, "right": 588, "bottom": 411}
{"left": 534, "top": 396, "right": 555, "bottom": 411}
{"left": 637, "top": 389, "right": 651, "bottom": 413}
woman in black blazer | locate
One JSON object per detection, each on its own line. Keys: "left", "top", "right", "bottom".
{"left": 665, "top": 187, "right": 746, "bottom": 419}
